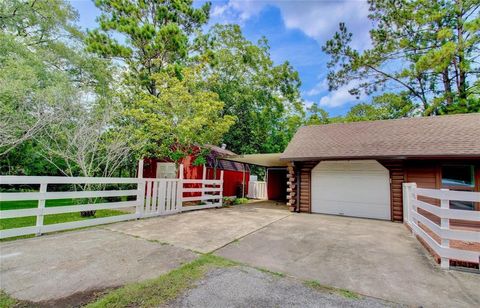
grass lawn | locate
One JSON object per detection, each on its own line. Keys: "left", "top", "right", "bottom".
{"left": 0, "top": 198, "right": 127, "bottom": 240}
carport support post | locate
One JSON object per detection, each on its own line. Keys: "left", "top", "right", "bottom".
{"left": 440, "top": 188, "right": 450, "bottom": 269}
{"left": 242, "top": 163, "right": 246, "bottom": 198}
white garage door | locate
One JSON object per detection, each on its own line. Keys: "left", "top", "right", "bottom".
{"left": 311, "top": 160, "right": 391, "bottom": 220}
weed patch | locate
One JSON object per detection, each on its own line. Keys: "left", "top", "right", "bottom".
{"left": 304, "top": 280, "right": 360, "bottom": 300}
{"left": 86, "top": 254, "right": 238, "bottom": 308}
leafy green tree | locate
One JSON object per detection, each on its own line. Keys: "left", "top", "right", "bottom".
{"left": 123, "top": 66, "right": 236, "bottom": 160}
{"left": 0, "top": 0, "right": 130, "bottom": 184}
{"left": 86, "top": 0, "right": 235, "bottom": 161}
{"left": 0, "top": 0, "right": 112, "bottom": 156}
{"left": 305, "top": 103, "right": 330, "bottom": 125}
{"left": 323, "top": 0, "right": 480, "bottom": 116}
{"left": 86, "top": 0, "right": 211, "bottom": 96}
{"left": 343, "top": 93, "right": 416, "bottom": 122}
{"left": 194, "top": 24, "right": 304, "bottom": 154}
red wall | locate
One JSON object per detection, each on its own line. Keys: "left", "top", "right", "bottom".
{"left": 142, "top": 156, "right": 249, "bottom": 198}
{"left": 267, "top": 169, "right": 287, "bottom": 201}
{"left": 206, "top": 168, "right": 249, "bottom": 197}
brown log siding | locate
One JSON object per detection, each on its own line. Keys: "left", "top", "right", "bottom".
{"left": 298, "top": 161, "right": 317, "bottom": 213}
{"left": 379, "top": 161, "right": 405, "bottom": 222}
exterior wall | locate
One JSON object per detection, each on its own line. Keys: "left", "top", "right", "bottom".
{"left": 379, "top": 161, "right": 405, "bottom": 222}
{"left": 142, "top": 157, "right": 249, "bottom": 198}
{"left": 267, "top": 169, "right": 287, "bottom": 201}
{"left": 206, "top": 167, "right": 249, "bottom": 197}
{"left": 298, "top": 161, "right": 317, "bottom": 213}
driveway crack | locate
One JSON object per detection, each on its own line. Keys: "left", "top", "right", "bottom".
{"left": 210, "top": 213, "right": 293, "bottom": 253}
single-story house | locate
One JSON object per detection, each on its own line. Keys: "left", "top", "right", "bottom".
{"left": 227, "top": 113, "right": 480, "bottom": 222}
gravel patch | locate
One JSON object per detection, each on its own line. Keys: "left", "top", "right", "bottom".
{"left": 166, "top": 266, "right": 403, "bottom": 308}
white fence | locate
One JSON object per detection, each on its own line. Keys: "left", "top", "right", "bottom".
{"left": 247, "top": 181, "right": 267, "bottom": 199}
{"left": 0, "top": 169, "right": 223, "bottom": 239}
{"left": 403, "top": 183, "right": 480, "bottom": 269}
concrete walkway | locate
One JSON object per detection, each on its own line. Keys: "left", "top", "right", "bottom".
{"left": 104, "top": 201, "right": 290, "bottom": 253}
{"left": 216, "top": 213, "right": 480, "bottom": 308}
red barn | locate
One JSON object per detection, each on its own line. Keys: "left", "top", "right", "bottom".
{"left": 140, "top": 145, "right": 250, "bottom": 197}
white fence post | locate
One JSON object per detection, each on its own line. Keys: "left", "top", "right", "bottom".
{"left": 219, "top": 170, "right": 224, "bottom": 207}
{"left": 410, "top": 183, "right": 418, "bottom": 234}
{"left": 402, "top": 183, "right": 409, "bottom": 224}
{"left": 136, "top": 178, "right": 145, "bottom": 218}
{"left": 35, "top": 183, "right": 47, "bottom": 236}
{"left": 201, "top": 164, "right": 206, "bottom": 200}
{"left": 403, "top": 183, "right": 416, "bottom": 227}
{"left": 440, "top": 188, "right": 450, "bottom": 269}
{"left": 177, "top": 164, "right": 184, "bottom": 211}
{"left": 137, "top": 159, "right": 144, "bottom": 178}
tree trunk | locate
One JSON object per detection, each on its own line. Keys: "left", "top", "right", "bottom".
{"left": 456, "top": 0, "right": 467, "bottom": 100}
{"left": 442, "top": 69, "right": 453, "bottom": 105}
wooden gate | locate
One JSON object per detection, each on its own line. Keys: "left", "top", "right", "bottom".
{"left": 141, "top": 179, "right": 182, "bottom": 217}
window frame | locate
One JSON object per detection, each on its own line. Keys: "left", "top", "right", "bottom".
{"left": 440, "top": 164, "right": 477, "bottom": 211}
{"left": 440, "top": 164, "right": 475, "bottom": 191}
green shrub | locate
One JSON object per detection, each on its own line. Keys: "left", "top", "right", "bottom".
{"left": 234, "top": 198, "right": 249, "bottom": 205}
{"left": 223, "top": 197, "right": 235, "bottom": 206}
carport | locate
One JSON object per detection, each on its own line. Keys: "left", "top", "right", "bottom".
{"left": 224, "top": 153, "right": 288, "bottom": 201}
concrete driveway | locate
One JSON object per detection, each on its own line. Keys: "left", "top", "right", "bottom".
{"left": 216, "top": 213, "right": 480, "bottom": 308}
{"left": 0, "top": 228, "right": 196, "bottom": 302}
{"left": 0, "top": 201, "right": 289, "bottom": 303}
{"left": 104, "top": 201, "right": 291, "bottom": 253}
{"left": 1, "top": 201, "right": 478, "bottom": 307}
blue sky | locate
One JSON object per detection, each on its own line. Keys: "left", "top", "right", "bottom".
{"left": 70, "top": 0, "right": 372, "bottom": 116}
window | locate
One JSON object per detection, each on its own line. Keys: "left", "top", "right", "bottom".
{"left": 441, "top": 165, "right": 474, "bottom": 188}
{"left": 441, "top": 165, "right": 475, "bottom": 210}
{"left": 156, "top": 163, "right": 177, "bottom": 179}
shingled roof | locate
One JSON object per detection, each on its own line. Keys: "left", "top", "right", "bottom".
{"left": 281, "top": 113, "right": 480, "bottom": 160}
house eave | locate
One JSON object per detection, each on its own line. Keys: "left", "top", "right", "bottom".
{"left": 279, "top": 154, "right": 480, "bottom": 162}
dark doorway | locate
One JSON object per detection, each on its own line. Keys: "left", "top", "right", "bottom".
{"left": 267, "top": 168, "right": 288, "bottom": 201}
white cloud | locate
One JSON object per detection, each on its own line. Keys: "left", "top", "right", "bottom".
{"left": 305, "top": 78, "right": 328, "bottom": 96}
{"left": 304, "top": 100, "right": 315, "bottom": 108}
{"left": 318, "top": 81, "right": 363, "bottom": 108}
{"left": 210, "top": 0, "right": 267, "bottom": 24}
{"left": 210, "top": 0, "right": 371, "bottom": 49}
{"left": 211, "top": 4, "right": 228, "bottom": 17}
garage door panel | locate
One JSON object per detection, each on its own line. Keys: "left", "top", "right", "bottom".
{"left": 315, "top": 174, "right": 389, "bottom": 203}
{"left": 314, "top": 199, "right": 391, "bottom": 220}
{"left": 311, "top": 160, "right": 391, "bottom": 220}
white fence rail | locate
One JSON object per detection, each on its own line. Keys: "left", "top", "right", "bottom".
{"left": 247, "top": 181, "right": 267, "bottom": 199}
{"left": 403, "top": 183, "right": 480, "bottom": 269}
{"left": 0, "top": 169, "right": 223, "bottom": 239}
